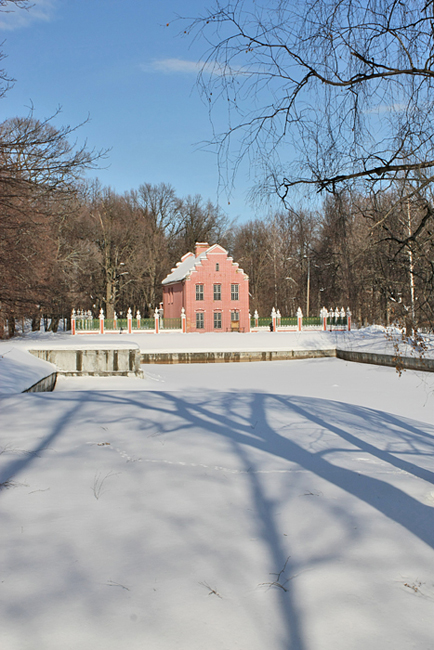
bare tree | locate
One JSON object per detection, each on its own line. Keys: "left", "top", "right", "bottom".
{"left": 233, "top": 207, "right": 319, "bottom": 315}
{"left": 0, "top": 114, "right": 105, "bottom": 334}
{"left": 170, "top": 194, "right": 233, "bottom": 258}
{"left": 127, "top": 183, "right": 180, "bottom": 312}
{"left": 188, "top": 0, "right": 434, "bottom": 194}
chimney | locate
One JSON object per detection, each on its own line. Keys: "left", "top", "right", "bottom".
{"left": 195, "top": 242, "right": 209, "bottom": 257}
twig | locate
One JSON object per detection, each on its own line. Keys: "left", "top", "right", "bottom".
{"left": 107, "top": 580, "right": 130, "bottom": 591}
{"left": 199, "top": 581, "right": 222, "bottom": 598}
{"left": 91, "top": 471, "right": 119, "bottom": 500}
{"left": 259, "top": 556, "right": 291, "bottom": 592}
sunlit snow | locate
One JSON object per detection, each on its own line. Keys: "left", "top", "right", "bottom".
{"left": 0, "top": 331, "right": 433, "bottom": 650}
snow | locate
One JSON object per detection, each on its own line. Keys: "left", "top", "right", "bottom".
{"left": 161, "top": 250, "right": 205, "bottom": 284}
{"left": 0, "top": 329, "right": 434, "bottom": 649}
{"left": 2, "top": 325, "right": 433, "bottom": 359}
{"left": 0, "top": 347, "right": 56, "bottom": 396}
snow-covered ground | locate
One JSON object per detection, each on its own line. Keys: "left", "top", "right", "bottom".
{"left": 2, "top": 324, "right": 434, "bottom": 358}
{"left": 0, "top": 335, "right": 433, "bottom": 650}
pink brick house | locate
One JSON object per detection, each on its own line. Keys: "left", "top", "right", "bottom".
{"left": 162, "top": 243, "right": 250, "bottom": 332}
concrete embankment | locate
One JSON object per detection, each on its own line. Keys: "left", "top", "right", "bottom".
{"left": 141, "top": 346, "right": 434, "bottom": 372}
{"left": 140, "top": 349, "right": 336, "bottom": 364}
{"left": 29, "top": 345, "right": 143, "bottom": 377}
{"left": 23, "top": 373, "right": 57, "bottom": 393}
{"left": 335, "top": 348, "right": 434, "bottom": 372}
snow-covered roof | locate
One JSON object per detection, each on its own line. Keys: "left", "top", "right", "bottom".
{"left": 162, "top": 244, "right": 248, "bottom": 286}
{"left": 162, "top": 250, "right": 207, "bottom": 285}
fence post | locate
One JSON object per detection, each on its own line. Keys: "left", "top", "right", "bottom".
{"left": 320, "top": 306, "right": 328, "bottom": 331}
{"left": 346, "top": 307, "right": 352, "bottom": 331}
{"left": 114, "top": 311, "right": 117, "bottom": 330}
{"left": 71, "top": 309, "right": 76, "bottom": 335}
{"left": 99, "top": 308, "right": 105, "bottom": 334}
{"left": 297, "top": 307, "right": 303, "bottom": 332}
{"left": 154, "top": 307, "right": 159, "bottom": 334}
{"left": 181, "top": 307, "right": 186, "bottom": 333}
{"left": 276, "top": 309, "right": 281, "bottom": 329}
{"left": 254, "top": 309, "right": 259, "bottom": 328}
{"left": 127, "top": 308, "right": 132, "bottom": 334}
{"left": 136, "top": 310, "right": 141, "bottom": 330}
{"left": 271, "top": 307, "right": 277, "bottom": 332}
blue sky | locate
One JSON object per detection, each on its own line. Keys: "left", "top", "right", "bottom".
{"left": 0, "top": 0, "right": 266, "bottom": 223}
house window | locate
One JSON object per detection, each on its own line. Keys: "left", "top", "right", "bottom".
{"left": 196, "top": 284, "right": 204, "bottom": 301}
{"left": 231, "top": 284, "right": 239, "bottom": 300}
{"left": 231, "top": 311, "right": 239, "bottom": 321}
{"left": 196, "top": 312, "right": 204, "bottom": 329}
{"left": 216, "top": 263, "right": 220, "bottom": 271}
{"left": 213, "top": 284, "right": 221, "bottom": 300}
{"left": 214, "top": 312, "right": 222, "bottom": 329}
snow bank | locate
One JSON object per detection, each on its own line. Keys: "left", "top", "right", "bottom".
{"left": 2, "top": 326, "right": 433, "bottom": 359}
{"left": 0, "top": 348, "right": 57, "bottom": 396}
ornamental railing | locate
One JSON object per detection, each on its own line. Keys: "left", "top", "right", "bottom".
{"left": 135, "top": 318, "right": 154, "bottom": 330}
{"left": 75, "top": 318, "right": 100, "bottom": 331}
{"left": 71, "top": 306, "right": 351, "bottom": 334}
{"left": 250, "top": 308, "right": 351, "bottom": 331}
{"left": 162, "top": 317, "right": 182, "bottom": 330}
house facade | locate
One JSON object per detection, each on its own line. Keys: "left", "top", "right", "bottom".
{"left": 162, "top": 242, "right": 250, "bottom": 332}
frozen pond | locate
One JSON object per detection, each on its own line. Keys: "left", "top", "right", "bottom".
{"left": 1, "top": 359, "right": 433, "bottom": 650}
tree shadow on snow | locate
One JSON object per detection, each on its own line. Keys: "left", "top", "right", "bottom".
{"left": 1, "top": 388, "right": 434, "bottom": 650}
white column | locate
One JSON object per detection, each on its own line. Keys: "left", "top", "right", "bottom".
{"left": 297, "top": 307, "right": 303, "bottom": 332}
{"left": 271, "top": 307, "right": 277, "bottom": 332}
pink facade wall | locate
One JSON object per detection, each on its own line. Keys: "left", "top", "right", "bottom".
{"left": 162, "top": 282, "right": 184, "bottom": 318}
{"left": 162, "top": 245, "right": 250, "bottom": 332}
{"left": 186, "top": 247, "right": 249, "bottom": 332}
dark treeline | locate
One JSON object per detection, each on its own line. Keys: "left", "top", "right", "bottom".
{"left": 2, "top": 116, "right": 433, "bottom": 336}
{"left": 239, "top": 188, "right": 434, "bottom": 331}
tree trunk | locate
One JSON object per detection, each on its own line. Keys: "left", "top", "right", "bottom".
{"left": 32, "top": 317, "right": 41, "bottom": 331}
{"left": 106, "top": 279, "right": 115, "bottom": 320}
{"left": 51, "top": 316, "right": 60, "bottom": 333}
{"left": 8, "top": 315, "right": 15, "bottom": 338}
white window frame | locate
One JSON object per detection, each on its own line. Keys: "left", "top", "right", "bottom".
{"left": 196, "top": 284, "right": 204, "bottom": 301}
{"left": 214, "top": 312, "right": 222, "bottom": 329}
